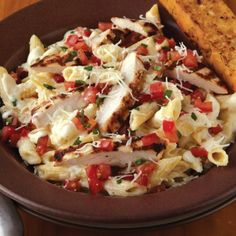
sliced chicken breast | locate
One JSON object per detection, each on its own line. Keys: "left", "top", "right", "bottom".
{"left": 166, "top": 66, "right": 228, "bottom": 94}
{"left": 96, "top": 52, "right": 144, "bottom": 133}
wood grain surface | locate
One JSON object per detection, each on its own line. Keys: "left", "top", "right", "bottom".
{"left": 1, "top": 1, "right": 236, "bottom": 235}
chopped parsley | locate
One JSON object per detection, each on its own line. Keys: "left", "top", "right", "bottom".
{"left": 116, "top": 179, "right": 122, "bottom": 184}
{"left": 96, "top": 97, "right": 105, "bottom": 107}
{"left": 73, "top": 137, "right": 81, "bottom": 145}
{"left": 92, "top": 128, "right": 100, "bottom": 135}
{"left": 191, "top": 112, "right": 198, "bottom": 121}
{"left": 75, "top": 80, "right": 86, "bottom": 86}
{"left": 102, "top": 65, "right": 114, "bottom": 69}
{"left": 43, "top": 84, "right": 56, "bottom": 90}
{"left": 78, "top": 110, "right": 90, "bottom": 129}
{"left": 84, "top": 65, "right": 93, "bottom": 71}
{"left": 12, "top": 99, "right": 17, "bottom": 107}
{"left": 153, "top": 65, "right": 162, "bottom": 71}
{"left": 164, "top": 90, "right": 172, "bottom": 98}
{"left": 61, "top": 46, "right": 68, "bottom": 52}
{"left": 141, "top": 43, "right": 148, "bottom": 48}
{"left": 66, "top": 50, "right": 78, "bottom": 62}
{"left": 5, "top": 117, "right": 13, "bottom": 125}
{"left": 135, "top": 159, "right": 145, "bottom": 166}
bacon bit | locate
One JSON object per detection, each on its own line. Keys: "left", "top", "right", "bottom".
{"left": 64, "top": 179, "right": 81, "bottom": 192}
{"left": 53, "top": 74, "right": 65, "bottom": 83}
{"left": 98, "top": 22, "right": 113, "bottom": 31}
{"left": 74, "top": 41, "right": 90, "bottom": 51}
{"left": 141, "top": 133, "right": 160, "bottom": 146}
{"left": 194, "top": 99, "right": 213, "bottom": 113}
{"left": 191, "top": 89, "right": 205, "bottom": 101}
{"left": 90, "top": 55, "right": 101, "bottom": 65}
{"left": 36, "top": 135, "right": 49, "bottom": 156}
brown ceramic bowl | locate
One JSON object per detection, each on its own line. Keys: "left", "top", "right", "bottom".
{"left": 0, "top": 0, "right": 236, "bottom": 229}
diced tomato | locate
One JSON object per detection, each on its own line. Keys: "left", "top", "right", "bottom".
{"left": 96, "top": 83, "right": 111, "bottom": 94}
{"left": 28, "top": 121, "right": 36, "bottom": 131}
{"left": 64, "top": 81, "right": 76, "bottom": 91}
{"left": 138, "top": 93, "right": 152, "bottom": 104}
{"left": 83, "top": 86, "right": 99, "bottom": 104}
{"left": 98, "top": 139, "right": 114, "bottom": 152}
{"left": 86, "top": 164, "right": 111, "bottom": 195}
{"left": 72, "top": 117, "right": 84, "bottom": 130}
{"left": 156, "top": 35, "right": 167, "bottom": 44}
{"left": 183, "top": 49, "right": 198, "bottom": 68}
{"left": 141, "top": 133, "right": 160, "bottom": 146}
{"left": 158, "top": 50, "right": 167, "bottom": 62}
{"left": 90, "top": 55, "right": 101, "bottom": 65}
{"left": 168, "top": 38, "right": 176, "bottom": 48}
{"left": 168, "top": 51, "right": 181, "bottom": 62}
{"left": 19, "top": 127, "right": 29, "bottom": 137}
{"left": 137, "top": 45, "right": 148, "bottom": 56}
{"left": 191, "top": 89, "right": 205, "bottom": 101}
{"left": 64, "top": 179, "right": 81, "bottom": 192}
{"left": 75, "top": 27, "right": 91, "bottom": 37}
{"left": 65, "top": 34, "right": 79, "bottom": 47}
{"left": 84, "top": 29, "right": 92, "bottom": 37}
{"left": 191, "top": 147, "right": 208, "bottom": 158}
{"left": 135, "top": 163, "right": 156, "bottom": 186}
{"left": 77, "top": 49, "right": 89, "bottom": 65}
{"left": 36, "top": 135, "right": 49, "bottom": 156}
{"left": 96, "top": 164, "right": 111, "bottom": 180}
{"left": 74, "top": 41, "right": 90, "bottom": 51}
{"left": 53, "top": 74, "right": 65, "bottom": 83}
{"left": 98, "top": 22, "right": 113, "bottom": 31}
{"left": 87, "top": 118, "right": 97, "bottom": 131}
{"left": 209, "top": 124, "right": 223, "bottom": 136}
{"left": 150, "top": 82, "right": 164, "bottom": 99}
{"left": 163, "top": 120, "right": 178, "bottom": 143}
{"left": 9, "top": 133, "right": 21, "bottom": 147}
{"left": 136, "top": 174, "right": 149, "bottom": 186}
{"left": 194, "top": 98, "right": 213, "bottom": 113}
{"left": 1, "top": 126, "right": 15, "bottom": 142}
{"left": 138, "top": 162, "right": 156, "bottom": 175}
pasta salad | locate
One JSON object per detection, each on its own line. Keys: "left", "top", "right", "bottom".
{"left": 0, "top": 5, "right": 235, "bottom": 196}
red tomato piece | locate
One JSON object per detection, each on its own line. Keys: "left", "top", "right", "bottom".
{"left": 9, "top": 133, "right": 21, "bottom": 147}
{"left": 209, "top": 124, "right": 223, "bottom": 136}
{"left": 36, "top": 135, "right": 49, "bottom": 156}
{"left": 90, "top": 55, "right": 101, "bottom": 65}
{"left": 183, "top": 49, "right": 198, "bottom": 68}
{"left": 19, "top": 127, "right": 29, "bottom": 137}
{"left": 156, "top": 35, "right": 167, "bottom": 44}
{"left": 138, "top": 93, "right": 152, "bottom": 104}
{"left": 168, "top": 38, "right": 176, "bottom": 48}
{"left": 98, "top": 139, "right": 114, "bottom": 152}
{"left": 162, "top": 120, "right": 178, "bottom": 143}
{"left": 84, "top": 29, "right": 92, "bottom": 37}
{"left": 1, "top": 126, "right": 15, "bottom": 142}
{"left": 83, "top": 86, "right": 99, "bottom": 104}
{"left": 137, "top": 163, "right": 156, "bottom": 175}
{"left": 141, "top": 133, "right": 159, "bottom": 146}
{"left": 77, "top": 49, "right": 89, "bottom": 65}
{"left": 96, "top": 164, "right": 111, "bottom": 180}
{"left": 96, "top": 83, "right": 111, "bottom": 94}
{"left": 137, "top": 45, "right": 148, "bottom": 56}
{"left": 191, "top": 89, "right": 205, "bottom": 101}
{"left": 150, "top": 82, "right": 164, "bottom": 99}
{"left": 191, "top": 147, "right": 208, "bottom": 158}
{"left": 64, "top": 179, "right": 81, "bottom": 192}
{"left": 136, "top": 174, "right": 149, "bottom": 186}
{"left": 168, "top": 51, "right": 181, "bottom": 62}
{"left": 158, "top": 50, "right": 167, "bottom": 62}
{"left": 194, "top": 99, "right": 213, "bottom": 113}
{"left": 74, "top": 41, "right": 90, "bottom": 51}
{"left": 65, "top": 34, "right": 79, "bottom": 47}
{"left": 88, "top": 178, "right": 104, "bottom": 195}
{"left": 72, "top": 117, "right": 84, "bottom": 130}
{"left": 64, "top": 81, "right": 76, "bottom": 91}
{"left": 98, "top": 22, "right": 113, "bottom": 31}
{"left": 53, "top": 74, "right": 65, "bottom": 83}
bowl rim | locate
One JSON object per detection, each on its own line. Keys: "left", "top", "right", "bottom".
{"left": 0, "top": 0, "right": 236, "bottom": 229}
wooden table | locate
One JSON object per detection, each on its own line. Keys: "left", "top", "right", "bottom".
{"left": 1, "top": 1, "right": 236, "bottom": 235}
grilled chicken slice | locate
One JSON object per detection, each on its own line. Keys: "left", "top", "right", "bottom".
{"left": 166, "top": 66, "right": 228, "bottom": 94}
{"left": 31, "top": 54, "right": 76, "bottom": 74}
{"left": 89, "top": 29, "right": 112, "bottom": 49}
{"left": 31, "top": 93, "right": 86, "bottom": 128}
{"left": 61, "top": 149, "right": 158, "bottom": 167}
{"left": 96, "top": 52, "right": 144, "bottom": 133}
{"left": 111, "top": 17, "right": 158, "bottom": 37}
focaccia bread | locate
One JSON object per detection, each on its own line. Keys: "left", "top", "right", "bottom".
{"left": 159, "top": 0, "right": 236, "bottom": 91}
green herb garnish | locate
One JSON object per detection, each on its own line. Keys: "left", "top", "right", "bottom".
{"left": 164, "top": 90, "right": 172, "bottom": 98}
{"left": 135, "top": 159, "right": 145, "bottom": 166}
{"left": 61, "top": 46, "right": 68, "bottom": 52}
{"left": 84, "top": 65, "right": 93, "bottom": 71}
{"left": 5, "top": 117, "right": 13, "bottom": 125}
{"left": 191, "top": 112, "right": 198, "bottom": 121}
{"left": 70, "top": 50, "right": 78, "bottom": 57}
{"left": 102, "top": 65, "right": 114, "bottom": 69}
{"left": 141, "top": 43, "right": 148, "bottom": 48}
{"left": 43, "top": 84, "right": 56, "bottom": 90}
{"left": 92, "top": 128, "right": 100, "bottom": 135}
{"left": 75, "top": 80, "right": 86, "bottom": 86}
{"left": 96, "top": 97, "right": 105, "bottom": 107}
{"left": 12, "top": 99, "right": 17, "bottom": 107}
{"left": 116, "top": 179, "right": 122, "bottom": 184}
{"left": 73, "top": 137, "right": 81, "bottom": 145}
{"left": 153, "top": 65, "right": 162, "bottom": 71}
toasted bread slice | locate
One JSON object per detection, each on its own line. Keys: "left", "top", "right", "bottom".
{"left": 159, "top": 0, "right": 236, "bottom": 91}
